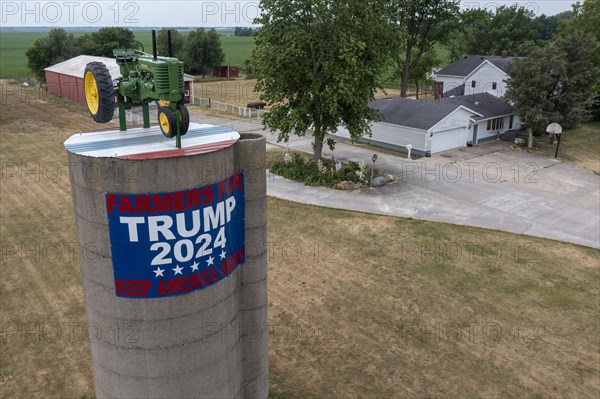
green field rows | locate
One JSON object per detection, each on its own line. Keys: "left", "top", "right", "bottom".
{"left": 0, "top": 30, "right": 255, "bottom": 79}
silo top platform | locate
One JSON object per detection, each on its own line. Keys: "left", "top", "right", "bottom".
{"left": 64, "top": 123, "right": 239, "bottom": 160}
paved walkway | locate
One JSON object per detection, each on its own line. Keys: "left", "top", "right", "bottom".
{"left": 191, "top": 113, "right": 600, "bottom": 249}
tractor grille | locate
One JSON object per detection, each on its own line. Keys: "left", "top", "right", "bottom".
{"left": 153, "top": 64, "right": 184, "bottom": 92}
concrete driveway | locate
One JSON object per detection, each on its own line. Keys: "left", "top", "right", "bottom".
{"left": 191, "top": 113, "right": 600, "bottom": 249}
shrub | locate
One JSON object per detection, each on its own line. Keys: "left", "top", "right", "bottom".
{"left": 270, "top": 152, "right": 378, "bottom": 189}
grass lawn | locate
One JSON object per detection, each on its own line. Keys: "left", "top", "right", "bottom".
{"left": 1, "top": 84, "right": 599, "bottom": 398}
{"left": 532, "top": 122, "right": 600, "bottom": 175}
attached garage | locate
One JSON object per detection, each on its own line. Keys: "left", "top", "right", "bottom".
{"left": 334, "top": 98, "right": 480, "bottom": 156}
{"left": 333, "top": 93, "right": 519, "bottom": 156}
{"left": 430, "top": 127, "right": 467, "bottom": 153}
{"left": 44, "top": 55, "right": 196, "bottom": 104}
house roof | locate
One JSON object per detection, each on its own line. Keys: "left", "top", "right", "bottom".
{"left": 44, "top": 55, "right": 195, "bottom": 81}
{"left": 436, "top": 55, "right": 518, "bottom": 77}
{"left": 370, "top": 97, "right": 468, "bottom": 130}
{"left": 372, "top": 93, "right": 515, "bottom": 129}
{"left": 444, "top": 83, "right": 465, "bottom": 97}
{"left": 447, "top": 92, "right": 515, "bottom": 120}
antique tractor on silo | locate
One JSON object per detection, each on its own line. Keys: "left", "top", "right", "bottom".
{"left": 83, "top": 30, "right": 190, "bottom": 147}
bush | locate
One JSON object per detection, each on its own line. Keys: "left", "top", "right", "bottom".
{"left": 270, "top": 152, "right": 376, "bottom": 189}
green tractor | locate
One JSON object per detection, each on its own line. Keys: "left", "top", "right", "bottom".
{"left": 83, "top": 30, "right": 190, "bottom": 147}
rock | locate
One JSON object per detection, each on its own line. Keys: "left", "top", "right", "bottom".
{"left": 372, "top": 176, "right": 386, "bottom": 187}
{"left": 384, "top": 173, "right": 395, "bottom": 182}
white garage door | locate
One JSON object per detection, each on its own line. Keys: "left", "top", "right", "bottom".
{"left": 430, "top": 127, "right": 466, "bottom": 153}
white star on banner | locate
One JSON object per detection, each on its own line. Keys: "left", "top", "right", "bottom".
{"left": 220, "top": 250, "right": 227, "bottom": 260}
{"left": 172, "top": 265, "right": 183, "bottom": 275}
{"left": 153, "top": 267, "right": 164, "bottom": 278}
{"left": 190, "top": 262, "right": 199, "bottom": 272}
{"left": 206, "top": 256, "right": 214, "bottom": 266}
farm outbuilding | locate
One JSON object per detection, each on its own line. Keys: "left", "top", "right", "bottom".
{"left": 213, "top": 65, "right": 240, "bottom": 78}
{"left": 44, "top": 55, "right": 196, "bottom": 104}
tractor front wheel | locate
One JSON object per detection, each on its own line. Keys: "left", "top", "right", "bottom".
{"left": 177, "top": 102, "right": 190, "bottom": 136}
{"left": 84, "top": 62, "right": 114, "bottom": 123}
{"left": 158, "top": 107, "right": 176, "bottom": 138}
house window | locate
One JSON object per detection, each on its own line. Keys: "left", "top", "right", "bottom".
{"left": 487, "top": 117, "right": 505, "bottom": 131}
{"left": 471, "top": 80, "right": 476, "bottom": 88}
{"left": 492, "top": 82, "right": 497, "bottom": 90}
{"left": 509, "top": 115, "right": 514, "bottom": 129}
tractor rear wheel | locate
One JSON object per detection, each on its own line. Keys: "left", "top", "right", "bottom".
{"left": 177, "top": 102, "right": 190, "bottom": 136}
{"left": 84, "top": 62, "right": 114, "bottom": 123}
{"left": 158, "top": 106, "right": 176, "bottom": 138}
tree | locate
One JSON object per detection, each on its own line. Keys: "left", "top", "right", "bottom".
{"left": 560, "top": 0, "right": 600, "bottom": 120}
{"left": 407, "top": 48, "right": 439, "bottom": 99}
{"left": 157, "top": 28, "right": 184, "bottom": 58}
{"left": 505, "top": 30, "right": 599, "bottom": 148}
{"left": 182, "top": 29, "right": 225, "bottom": 77}
{"left": 26, "top": 28, "right": 78, "bottom": 79}
{"left": 251, "top": 0, "right": 392, "bottom": 160}
{"left": 563, "top": 0, "right": 600, "bottom": 41}
{"left": 446, "top": 8, "right": 491, "bottom": 61}
{"left": 234, "top": 27, "right": 254, "bottom": 37}
{"left": 78, "top": 27, "right": 136, "bottom": 57}
{"left": 550, "top": 30, "right": 599, "bottom": 128}
{"left": 537, "top": 11, "right": 571, "bottom": 41}
{"left": 464, "top": 5, "right": 543, "bottom": 56}
{"left": 389, "top": 0, "right": 460, "bottom": 97}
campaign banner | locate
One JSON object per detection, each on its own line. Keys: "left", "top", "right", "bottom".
{"left": 105, "top": 173, "right": 245, "bottom": 298}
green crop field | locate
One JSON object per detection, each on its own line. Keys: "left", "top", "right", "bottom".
{"left": 0, "top": 29, "right": 255, "bottom": 79}
{"left": 0, "top": 31, "right": 49, "bottom": 78}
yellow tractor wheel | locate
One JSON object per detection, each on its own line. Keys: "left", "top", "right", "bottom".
{"left": 177, "top": 102, "right": 190, "bottom": 136}
{"left": 158, "top": 107, "right": 176, "bottom": 138}
{"left": 84, "top": 62, "right": 114, "bottom": 123}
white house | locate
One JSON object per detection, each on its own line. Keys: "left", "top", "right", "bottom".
{"left": 334, "top": 92, "right": 521, "bottom": 156}
{"left": 433, "top": 52, "right": 519, "bottom": 99}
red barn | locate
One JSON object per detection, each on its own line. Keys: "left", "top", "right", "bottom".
{"left": 212, "top": 66, "right": 240, "bottom": 78}
{"left": 44, "top": 55, "right": 196, "bottom": 104}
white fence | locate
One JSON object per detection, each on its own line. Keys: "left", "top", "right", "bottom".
{"left": 193, "top": 97, "right": 267, "bottom": 120}
{"left": 112, "top": 98, "right": 266, "bottom": 125}
{"left": 113, "top": 108, "right": 143, "bottom": 124}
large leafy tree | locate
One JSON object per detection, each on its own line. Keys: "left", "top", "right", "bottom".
{"left": 505, "top": 29, "right": 599, "bottom": 148}
{"left": 251, "top": 0, "right": 392, "bottom": 160}
{"left": 537, "top": 11, "right": 572, "bottom": 41}
{"left": 78, "top": 27, "right": 136, "bottom": 57}
{"left": 560, "top": 0, "right": 600, "bottom": 120}
{"left": 182, "top": 29, "right": 225, "bottom": 77}
{"left": 156, "top": 28, "right": 185, "bottom": 59}
{"left": 446, "top": 8, "right": 491, "bottom": 61}
{"left": 407, "top": 48, "right": 439, "bottom": 99}
{"left": 26, "top": 28, "right": 79, "bottom": 79}
{"left": 389, "top": 0, "right": 460, "bottom": 97}
{"left": 464, "top": 5, "right": 543, "bottom": 56}
{"left": 564, "top": 0, "right": 600, "bottom": 41}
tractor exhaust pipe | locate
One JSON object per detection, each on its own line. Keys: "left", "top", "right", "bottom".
{"left": 152, "top": 29, "right": 157, "bottom": 60}
{"left": 167, "top": 30, "right": 173, "bottom": 57}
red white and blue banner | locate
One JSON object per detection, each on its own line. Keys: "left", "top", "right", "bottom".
{"left": 105, "top": 173, "right": 245, "bottom": 298}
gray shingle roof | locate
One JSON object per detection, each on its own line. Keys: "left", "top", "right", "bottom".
{"left": 370, "top": 97, "right": 464, "bottom": 130}
{"left": 371, "top": 93, "right": 515, "bottom": 129}
{"left": 436, "top": 55, "right": 518, "bottom": 77}
{"left": 446, "top": 92, "right": 515, "bottom": 120}
{"left": 444, "top": 83, "right": 465, "bottom": 97}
